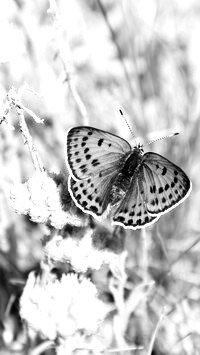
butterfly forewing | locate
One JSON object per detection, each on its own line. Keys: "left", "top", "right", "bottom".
{"left": 113, "top": 178, "right": 159, "bottom": 230}
{"left": 141, "top": 152, "right": 191, "bottom": 215}
{"left": 66, "top": 126, "right": 131, "bottom": 180}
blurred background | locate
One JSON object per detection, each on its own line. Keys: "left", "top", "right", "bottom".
{"left": 0, "top": 0, "right": 200, "bottom": 354}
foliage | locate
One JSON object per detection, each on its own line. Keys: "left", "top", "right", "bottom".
{"left": 0, "top": 1, "right": 199, "bottom": 354}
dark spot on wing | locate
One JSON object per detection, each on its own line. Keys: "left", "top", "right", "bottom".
{"left": 151, "top": 185, "right": 156, "bottom": 193}
{"left": 74, "top": 144, "right": 78, "bottom": 148}
{"left": 158, "top": 187, "right": 163, "bottom": 194}
{"left": 117, "top": 216, "right": 125, "bottom": 222}
{"left": 73, "top": 187, "right": 78, "bottom": 192}
{"left": 82, "top": 136, "right": 88, "bottom": 141}
{"left": 174, "top": 177, "right": 178, "bottom": 184}
{"left": 169, "top": 193, "right": 173, "bottom": 200}
{"left": 165, "top": 184, "right": 169, "bottom": 191}
{"left": 76, "top": 194, "right": 81, "bottom": 200}
{"left": 90, "top": 206, "right": 98, "bottom": 213}
{"left": 162, "top": 197, "right": 166, "bottom": 203}
{"left": 76, "top": 158, "right": 81, "bottom": 163}
{"left": 175, "top": 189, "right": 178, "bottom": 194}
{"left": 130, "top": 211, "right": 135, "bottom": 216}
{"left": 171, "top": 182, "right": 175, "bottom": 188}
{"left": 128, "top": 219, "right": 133, "bottom": 225}
{"left": 155, "top": 198, "right": 159, "bottom": 205}
{"left": 82, "top": 201, "right": 88, "bottom": 207}
{"left": 86, "top": 154, "right": 91, "bottom": 160}
{"left": 98, "top": 138, "right": 104, "bottom": 146}
{"left": 137, "top": 219, "right": 142, "bottom": 225}
{"left": 87, "top": 178, "right": 91, "bottom": 183}
{"left": 99, "top": 172, "right": 102, "bottom": 178}
{"left": 91, "top": 159, "right": 100, "bottom": 167}
{"left": 84, "top": 148, "right": 89, "bottom": 154}
{"left": 83, "top": 189, "right": 87, "bottom": 195}
{"left": 81, "top": 142, "right": 86, "bottom": 147}
{"left": 88, "top": 131, "right": 93, "bottom": 136}
{"left": 80, "top": 183, "right": 83, "bottom": 188}
{"left": 162, "top": 167, "right": 167, "bottom": 176}
{"left": 137, "top": 211, "right": 142, "bottom": 216}
{"left": 75, "top": 151, "right": 79, "bottom": 156}
{"left": 88, "top": 195, "right": 93, "bottom": 201}
{"left": 174, "top": 170, "right": 178, "bottom": 176}
{"left": 145, "top": 216, "right": 149, "bottom": 223}
{"left": 108, "top": 143, "right": 112, "bottom": 147}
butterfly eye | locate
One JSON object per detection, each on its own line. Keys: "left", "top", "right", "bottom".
{"left": 137, "top": 143, "right": 144, "bottom": 153}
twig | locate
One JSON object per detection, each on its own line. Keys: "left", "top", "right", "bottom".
{"left": 141, "top": 228, "right": 149, "bottom": 284}
{"left": 141, "top": 227, "right": 150, "bottom": 349}
{"left": 109, "top": 252, "right": 127, "bottom": 347}
{"left": 147, "top": 308, "right": 166, "bottom": 355}
{"left": 6, "top": 87, "right": 44, "bottom": 172}
{"left": 16, "top": 104, "right": 44, "bottom": 172}
{"left": 29, "top": 340, "right": 54, "bottom": 355}
{"left": 48, "top": 0, "right": 89, "bottom": 125}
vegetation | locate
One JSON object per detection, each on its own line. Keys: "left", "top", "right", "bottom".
{"left": 0, "top": 1, "right": 199, "bottom": 354}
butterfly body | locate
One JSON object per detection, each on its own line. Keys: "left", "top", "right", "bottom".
{"left": 66, "top": 126, "right": 192, "bottom": 230}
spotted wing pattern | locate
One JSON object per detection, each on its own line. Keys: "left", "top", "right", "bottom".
{"left": 112, "top": 176, "right": 159, "bottom": 229}
{"left": 141, "top": 152, "right": 191, "bottom": 215}
{"left": 66, "top": 126, "right": 131, "bottom": 180}
{"left": 69, "top": 168, "right": 119, "bottom": 216}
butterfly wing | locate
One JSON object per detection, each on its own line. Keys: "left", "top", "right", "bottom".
{"left": 112, "top": 176, "right": 159, "bottom": 230}
{"left": 67, "top": 126, "right": 132, "bottom": 217}
{"left": 66, "top": 126, "right": 131, "bottom": 180}
{"left": 141, "top": 152, "right": 192, "bottom": 215}
{"left": 69, "top": 169, "right": 120, "bottom": 217}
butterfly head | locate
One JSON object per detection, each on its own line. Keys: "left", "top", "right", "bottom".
{"left": 133, "top": 143, "right": 144, "bottom": 155}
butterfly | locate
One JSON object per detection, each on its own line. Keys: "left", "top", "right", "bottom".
{"left": 66, "top": 126, "right": 192, "bottom": 230}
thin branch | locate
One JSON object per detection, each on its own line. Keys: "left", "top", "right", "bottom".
{"left": 147, "top": 308, "right": 166, "bottom": 355}
{"left": 6, "top": 87, "right": 44, "bottom": 172}
{"left": 17, "top": 106, "right": 44, "bottom": 172}
{"left": 29, "top": 340, "right": 54, "bottom": 355}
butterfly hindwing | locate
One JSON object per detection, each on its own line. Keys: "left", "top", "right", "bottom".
{"left": 69, "top": 165, "right": 123, "bottom": 217}
{"left": 112, "top": 177, "right": 159, "bottom": 230}
{"left": 66, "top": 126, "right": 131, "bottom": 180}
{"left": 141, "top": 152, "right": 191, "bottom": 215}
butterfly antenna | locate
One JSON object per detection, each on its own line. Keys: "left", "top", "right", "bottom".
{"left": 145, "top": 132, "right": 179, "bottom": 146}
{"left": 119, "top": 109, "right": 136, "bottom": 141}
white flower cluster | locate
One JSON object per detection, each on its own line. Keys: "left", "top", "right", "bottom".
{"left": 20, "top": 271, "right": 108, "bottom": 341}
{"left": 43, "top": 229, "right": 119, "bottom": 273}
{"left": 9, "top": 171, "right": 83, "bottom": 228}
